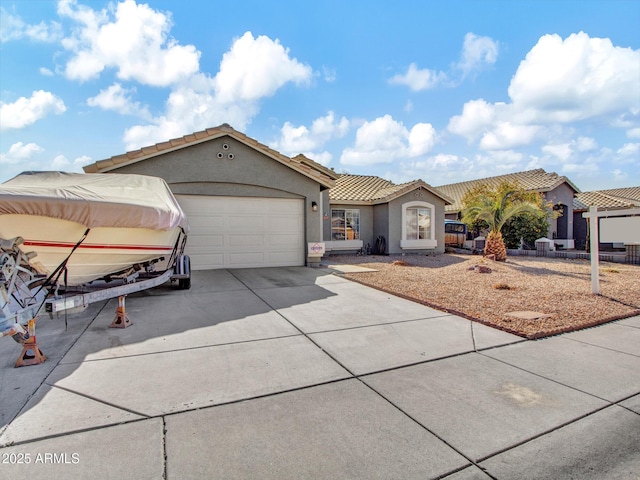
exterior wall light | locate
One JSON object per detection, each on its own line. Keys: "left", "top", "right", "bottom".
{"left": 311, "top": 201, "right": 318, "bottom": 212}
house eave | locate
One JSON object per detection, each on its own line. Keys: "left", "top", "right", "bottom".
{"left": 83, "top": 125, "right": 336, "bottom": 189}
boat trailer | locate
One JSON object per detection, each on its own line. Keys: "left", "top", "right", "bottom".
{"left": 1, "top": 237, "right": 190, "bottom": 367}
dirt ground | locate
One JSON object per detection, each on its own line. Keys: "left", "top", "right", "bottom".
{"left": 329, "top": 253, "right": 640, "bottom": 338}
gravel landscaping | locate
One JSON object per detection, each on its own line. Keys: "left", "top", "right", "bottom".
{"left": 328, "top": 253, "right": 640, "bottom": 339}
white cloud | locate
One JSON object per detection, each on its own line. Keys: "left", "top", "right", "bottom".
{"left": 340, "top": 115, "right": 436, "bottom": 166}
{"left": 540, "top": 137, "right": 599, "bottom": 163}
{"left": 51, "top": 154, "right": 71, "bottom": 169}
{"left": 478, "top": 122, "right": 541, "bottom": 150}
{"left": 0, "top": 142, "right": 44, "bottom": 164}
{"left": 0, "top": 90, "right": 66, "bottom": 130}
{"left": 575, "top": 136, "right": 597, "bottom": 152}
{"left": 627, "top": 128, "right": 640, "bottom": 139}
{"left": 508, "top": 32, "right": 640, "bottom": 123}
{"left": 39, "top": 67, "right": 54, "bottom": 76}
{"left": 122, "top": 74, "right": 259, "bottom": 150}
{"left": 87, "top": 83, "right": 150, "bottom": 119}
{"left": 389, "top": 63, "right": 447, "bottom": 91}
{"left": 457, "top": 32, "right": 499, "bottom": 77}
{"left": 273, "top": 111, "right": 349, "bottom": 165}
{"left": 0, "top": 7, "right": 62, "bottom": 43}
{"left": 322, "top": 66, "right": 336, "bottom": 82}
{"left": 617, "top": 142, "right": 640, "bottom": 156}
{"left": 122, "top": 29, "right": 314, "bottom": 149}
{"left": 474, "top": 150, "right": 524, "bottom": 167}
{"left": 47, "top": 153, "right": 91, "bottom": 172}
{"left": 390, "top": 32, "right": 498, "bottom": 91}
{"left": 58, "top": 0, "right": 200, "bottom": 86}
{"left": 611, "top": 169, "right": 628, "bottom": 181}
{"left": 541, "top": 143, "right": 573, "bottom": 161}
{"left": 393, "top": 153, "right": 475, "bottom": 185}
{"left": 214, "top": 32, "right": 312, "bottom": 103}
{"left": 448, "top": 99, "right": 498, "bottom": 141}
{"left": 448, "top": 32, "right": 640, "bottom": 151}
{"left": 73, "top": 155, "right": 92, "bottom": 166}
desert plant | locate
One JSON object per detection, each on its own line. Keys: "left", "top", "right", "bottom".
{"left": 462, "top": 181, "right": 546, "bottom": 261}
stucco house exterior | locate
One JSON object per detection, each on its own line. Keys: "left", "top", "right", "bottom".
{"left": 573, "top": 187, "right": 640, "bottom": 250}
{"left": 435, "top": 169, "right": 580, "bottom": 249}
{"left": 326, "top": 174, "right": 453, "bottom": 255}
{"left": 83, "top": 124, "right": 452, "bottom": 269}
{"left": 84, "top": 124, "right": 337, "bottom": 270}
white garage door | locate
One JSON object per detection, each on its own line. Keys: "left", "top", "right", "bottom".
{"left": 176, "top": 195, "right": 304, "bottom": 270}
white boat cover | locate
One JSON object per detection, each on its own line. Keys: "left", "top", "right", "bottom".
{"left": 0, "top": 171, "right": 189, "bottom": 232}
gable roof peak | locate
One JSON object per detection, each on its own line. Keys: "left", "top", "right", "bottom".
{"left": 82, "top": 124, "right": 336, "bottom": 188}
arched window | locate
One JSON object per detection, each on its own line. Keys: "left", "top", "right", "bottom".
{"left": 401, "top": 201, "right": 437, "bottom": 249}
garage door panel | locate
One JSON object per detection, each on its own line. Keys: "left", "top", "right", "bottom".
{"left": 226, "top": 215, "right": 265, "bottom": 230}
{"left": 269, "top": 234, "right": 302, "bottom": 248}
{"left": 228, "top": 252, "right": 265, "bottom": 266}
{"left": 268, "top": 199, "right": 301, "bottom": 211}
{"left": 270, "top": 216, "right": 301, "bottom": 232}
{"left": 176, "top": 195, "right": 304, "bottom": 270}
{"left": 188, "top": 215, "right": 223, "bottom": 229}
{"left": 267, "top": 251, "right": 303, "bottom": 265}
{"left": 191, "top": 253, "right": 224, "bottom": 269}
{"left": 227, "top": 234, "right": 265, "bottom": 247}
{"left": 187, "top": 234, "right": 224, "bottom": 248}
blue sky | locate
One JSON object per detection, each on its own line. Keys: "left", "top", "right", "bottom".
{"left": 1, "top": 0, "right": 639, "bottom": 191}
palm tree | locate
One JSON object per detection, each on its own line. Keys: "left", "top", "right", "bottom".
{"left": 462, "top": 183, "right": 543, "bottom": 261}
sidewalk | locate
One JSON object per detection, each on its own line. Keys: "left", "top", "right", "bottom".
{"left": 1, "top": 268, "right": 638, "bottom": 479}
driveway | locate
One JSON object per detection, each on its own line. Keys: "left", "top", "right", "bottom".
{"left": 1, "top": 267, "right": 639, "bottom": 479}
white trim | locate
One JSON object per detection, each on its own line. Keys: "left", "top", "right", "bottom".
{"left": 325, "top": 240, "right": 363, "bottom": 251}
{"left": 400, "top": 239, "right": 437, "bottom": 249}
{"left": 401, "top": 200, "right": 436, "bottom": 249}
{"left": 583, "top": 206, "right": 640, "bottom": 294}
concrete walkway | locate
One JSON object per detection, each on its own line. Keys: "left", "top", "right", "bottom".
{"left": 0, "top": 267, "right": 638, "bottom": 479}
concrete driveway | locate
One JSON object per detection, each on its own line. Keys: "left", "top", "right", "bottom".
{"left": 1, "top": 267, "right": 639, "bottom": 479}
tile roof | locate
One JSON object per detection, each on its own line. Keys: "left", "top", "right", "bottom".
{"left": 434, "top": 169, "right": 580, "bottom": 213}
{"left": 83, "top": 124, "right": 338, "bottom": 189}
{"left": 574, "top": 186, "right": 640, "bottom": 210}
{"left": 330, "top": 174, "right": 453, "bottom": 205}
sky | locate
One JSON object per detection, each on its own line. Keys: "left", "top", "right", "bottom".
{"left": 1, "top": 0, "right": 639, "bottom": 192}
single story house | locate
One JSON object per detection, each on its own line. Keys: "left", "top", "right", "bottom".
{"left": 573, "top": 187, "right": 640, "bottom": 250}
{"left": 326, "top": 174, "right": 453, "bottom": 255}
{"left": 83, "top": 124, "right": 452, "bottom": 270}
{"left": 435, "top": 169, "right": 580, "bottom": 249}
{"left": 84, "top": 124, "right": 337, "bottom": 270}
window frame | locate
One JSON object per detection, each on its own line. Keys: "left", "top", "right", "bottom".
{"left": 400, "top": 201, "right": 437, "bottom": 249}
{"left": 331, "top": 208, "right": 360, "bottom": 241}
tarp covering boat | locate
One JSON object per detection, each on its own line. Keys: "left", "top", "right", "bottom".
{"left": 0, "top": 171, "right": 189, "bottom": 232}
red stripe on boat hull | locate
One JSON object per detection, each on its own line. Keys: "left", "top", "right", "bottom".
{"left": 23, "top": 240, "right": 174, "bottom": 251}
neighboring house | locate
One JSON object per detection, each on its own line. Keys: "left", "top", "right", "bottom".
{"left": 83, "top": 124, "right": 337, "bottom": 270}
{"left": 435, "top": 169, "right": 580, "bottom": 249}
{"left": 573, "top": 187, "right": 640, "bottom": 250}
{"left": 326, "top": 174, "right": 453, "bottom": 255}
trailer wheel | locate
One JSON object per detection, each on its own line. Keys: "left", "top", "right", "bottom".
{"left": 178, "top": 256, "right": 191, "bottom": 290}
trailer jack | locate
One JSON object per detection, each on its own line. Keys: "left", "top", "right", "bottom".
{"left": 110, "top": 295, "right": 132, "bottom": 328}
{"left": 15, "top": 319, "right": 47, "bottom": 367}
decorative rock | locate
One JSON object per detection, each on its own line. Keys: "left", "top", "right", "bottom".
{"left": 474, "top": 265, "right": 492, "bottom": 273}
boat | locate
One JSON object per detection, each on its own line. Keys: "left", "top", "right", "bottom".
{"left": 0, "top": 171, "right": 189, "bottom": 286}
{"left": 0, "top": 171, "right": 191, "bottom": 366}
